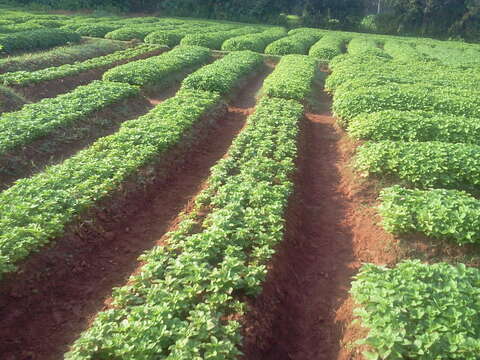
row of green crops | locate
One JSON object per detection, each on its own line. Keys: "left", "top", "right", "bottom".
{"left": 0, "top": 22, "right": 45, "bottom": 34}
{"left": 0, "top": 28, "right": 80, "bottom": 53}
{"left": 0, "top": 80, "right": 138, "bottom": 158}
{"left": 264, "top": 29, "right": 322, "bottom": 56}
{"left": 104, "top": 26, "right": 158, "bottom": 41}
{"left": 181, "top": 50, "right": 263, "bottom": 95}
{"left": 379, "top": 186, "right": 480, "bottom": 244}
{"left": 144, "top": 24, "right": 237, "bottom": 47}
{"left": 333, "top": 83, "right": 480, "bottom": 126}
{"left": 65, "top": 90, "right": 305, "bottom": 360}
{"left": 348, "top": 110, "right": 480, "bottom": 144}
{"left": 355, "top": 141, "right": 480, "bottom": 194}
{"left": 347, "top": 37, "right": 388, "bottom": 58}
{"left": 261, "top": 54, "right": 318, "bottom": 101}
{"left": 324, "top": 32, "right": 480, "bottom": 360}
{"left": 383, "top": 40, "right": 434, "bottom": 63}
{"left": 103, "top": 45, "right": 211, "bottom": 86}
{"left": 0, "top": 39, "right": 126, "bottom": 74}
{"left": 308, "top": 33, "right": 346, "bottom": 63}
{"left": 221, "top": 27, "right": 287, "bottom": 53}
{"left": 0, "top": 44, "right": 265, "bottom": 279}
{"left": 0, "top": 44, "right": 164, "bottom": 86}
{"left": 180, "top": 27, "right": 261, "bottom": 50}
{"left": 351, "top": 261, "right": 480, "bottom": 360}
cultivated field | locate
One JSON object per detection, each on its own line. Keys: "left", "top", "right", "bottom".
{"left": 1, "top": 6, "right": 480, "bottom": 360}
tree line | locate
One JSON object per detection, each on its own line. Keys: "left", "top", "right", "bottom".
{"left": 7, "top": 0, "right": 480, "bottom": 40}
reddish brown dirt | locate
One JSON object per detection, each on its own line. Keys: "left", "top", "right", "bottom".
{"left": 0, "top": 67, "right": 271, "bottom": 360}
{"left": 241, "top": 77, "right": 400, "bottom": 360}
{"left": 12, "top": 48, "right": 167, "bottom": 101}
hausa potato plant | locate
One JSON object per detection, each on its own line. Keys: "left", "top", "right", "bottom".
{"left": 1, "top": 5, "right": 480, "bottom": 359}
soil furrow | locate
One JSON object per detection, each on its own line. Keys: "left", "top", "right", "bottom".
{"left": 0, "top": 65, "right": 272, "bottom": 360}
{"left": 242, "top": 73, "right": 397, "bottom": 360}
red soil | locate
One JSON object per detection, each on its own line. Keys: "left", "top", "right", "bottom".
{"left": 0, "top": 67, "right": 271, "bottom": 360}
{"left": 241, "top": 77, "right": 399, "bottom": 360}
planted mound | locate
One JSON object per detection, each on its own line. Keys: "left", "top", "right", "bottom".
{"left": 181, "top": 50, "right": 263, "bottom": 95}
{"left": 0, "top": 80, "right": 138, "bottom": 157}
{"left": 356, "top": 141, "right": 480, "bottom": 193}
{"left": 351, "top": 260, "right": 480, "bottom": 360}
{"left": 264, "top": 30, "right": 321, "bottom": 56}
{"left": 0, "top": 44, "right": 163, "bottom": 86}
{"left": 349, "top": 110, "right": 480, "bottom": 144}
{"left": 103, "top": 45, "right": 211, "bottom": 86}
{"left": 333, "top": 84, "right": 480, "bottom": 125}
{"left": 0, "top": 28, "right": 80, "bottom": 54}
{"left": 0, "top": 39, "right": 126, "bottom": 74}
{"left": 309, "top": 34, "right": 345, "bottom": 62}
{"left": 180, "top": 27, "right": 260, "bottom": 50}
{"left": 221, "top": 27, "right": 286, "bottom": 53}
{"left": 262, "top": 54, "right": 318, "bottom": 101}
{"left": 379, "top": 185, "right": 480, "bottom": 244}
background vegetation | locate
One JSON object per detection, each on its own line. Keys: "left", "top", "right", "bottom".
{"left": 1, "top": 0, "right": 479, "bottom": 40}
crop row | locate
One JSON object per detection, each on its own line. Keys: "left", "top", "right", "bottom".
{"left": 180, "top": 26, "right": 261, "bottom": 50}
{"left": 0, "top": 80, "right": 138, "bottom": 158}
{"left": 65, "top": 66, "right": 306, "bottom": 358}
{"left": 326, "top": 53, "right": 479, "bottom": 93}
{"left": 0, "top": 45, "right": 211, "bottom": 165}
{"left": 333, "top": 83, "right": 480, "bottom": 126}
{"left": 308, "top": 33, "right": 346, "bottom": 63}
{"left": 347, "top": 37, "right": 387, "bottom": 58}
{"left": 181, "top": 50, "right": 264, "bottom": 95}
{"left": 0, "top": 44, "right": 164, "bottom": 85}
{"left": 351, "top": 260, "right": 480, "bottom": 359}
{"left": 0, "top": 28, "right": 80, "bottom": 53}
{"left": 144, "top": 24, "right": 237, "bottom": 47}
{"left": 261, "top": 54, "right": 318, "bottom": 101}
{"left": 383, "top": 40, "right": 434, "bottom": 62}
{"left": 348, "top": 110, "right": 480, "bottom": 144}
{"left": 0, "top": 38, "right": 126, "bottom": 74}
{"left": 103, "top": 45, "right": 211, "bottom": 86}
{"left": 0, "top": 45, "right": 265, "bottom": 279}
{"left": 355, "top": 140, "right": 480, "bottom": 194}
{"left": 221, "top": 27, "right": 287, "bottom": 52}
{"left": 264, "top": 29, "right": 322, "bottom": 56}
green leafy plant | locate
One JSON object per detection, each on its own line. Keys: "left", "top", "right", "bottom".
{"left": 0, "top": 88, "right": 221, "bottom": 278}
{"left": 379, "top": 185, "right": 480, "bottom": 244}
{"left": 0, "top": 28, "right": 81, "bottom": 53}
{"left": 262, "top": 54, "right": 318, "bottom": 101}
{"left": 264, "top": 29, "right": 322, "bottom": 55}
{"left": 351, "top": 260, "right": 480, "bottom": 359}
{"left": 0, "top": 44, "right": 163, "bottom": 85}
{"left": 355, "top": 141, "right": 480, "bottom": 193}
{"left": 0, "top": 80, "right": 138, "bottom": 156}
{"left": 181, "top": 50, "right": 263, "bottom": 95}
{"left": 309, "top": 33, "right": 346, "bottom": 63}
{"left": 349, "top": 110, "right": 480, "bottom": 144}
{"left": 221, "top": 27, "right": 286, "bottom": 52}
{"left": 103, "top": 45, "right": 211, "bottom": 86}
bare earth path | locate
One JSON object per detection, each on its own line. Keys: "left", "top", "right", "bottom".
{"left": 242, "top": 74, "right": 398, "bottom": 360}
